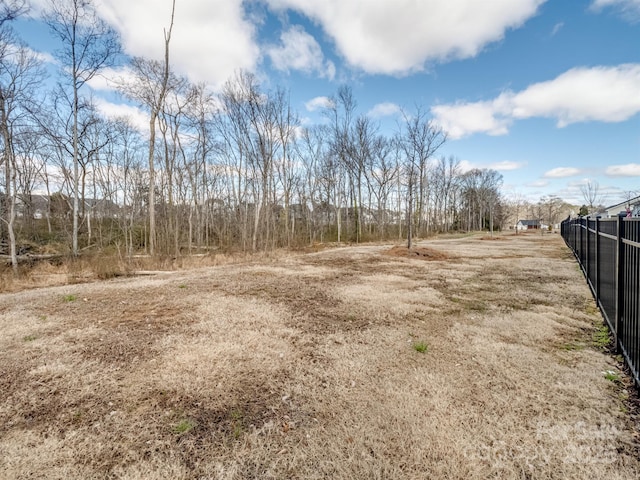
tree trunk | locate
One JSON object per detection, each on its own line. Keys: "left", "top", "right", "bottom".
{"left": 8, "top": 190, "right": 17, "bottom": 274}
{"left": 72, "top": 82, "right": 79, "bottom": 255}
{"left": 148, "top": 0, "right": 176, "bottom": 255}
{"left": 147, "top": 113, "right": 156, "bottom": 254}
{"left": 252, "top": 197, "right": 261, "bottom": 252}
{"left": 0, "top": 94, "right": 18, "bottom": 273}
{"left": 407, "top": 174, "right": 413, "bottom": 249}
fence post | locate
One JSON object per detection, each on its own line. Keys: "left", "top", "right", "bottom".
{"left": 586, "top": 217, "right": 591, "bottom": 281}
{"left": 595, "top": 217, "right": 600, "bottom": 299}
{"left": 579, "top": 217, "right": 583, "bottom": 267}
{"left": 615, "top": 214, "right": 625, "bottom": 353}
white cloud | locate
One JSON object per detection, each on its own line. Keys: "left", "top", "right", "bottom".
{"left": 455, "top": 159, "right": 524, "bottom": 173}
{"left": 2, "top": 42, "right": 55, "bottom": 66}
{"left": 93, "top": 98, "right": 149, "bottom": 133}
{"left": 591, "top": 0, "right": 640, "bottom": 22}
{"left": 527, "top": 180, "right": 550, "bottom": 188}
{"left": 24, "top": 45, "right": 55, "bottom": 64}
{"left": 86, "top": 66, "right": 138, "bottom": 92}
{"left": 368, "top": 102, "right": 401, "bottom": 118}
{"left": 593, "top": 0, "right": 640, "bottom": 8}
{"left": 431, "top": 100, "right": 511, "bottom": 139}
{"left": 266, "top": 0, "right": 546, "bottom": 75}
{"left": 23, "top": 0, "right": 47, "bottom": 15}
{"left": 28, "top": 0, "right": 550, "bottom": 86}
{"left": 305, "top": 96, "right": 333, "bottom": 112}
{"left": 605, "top": 163, "right": 640, "bottom": 176}
{"left": 30, "top": 0, "right": 260, "bottom": 88}
{"left": 96, "top": 0, "right": 259, "bottom": 88}
{"left": 432, "top": 64, "right": 640, "bottom": 138}
{"left": 458, "top": 160, "right": 475, "bottom": 173}
{"left": 488, "top": 161, "right": 526, "bottom": 171}
{"left": 510, "top": 64, "right": 640, "bottom": 126}
{"left": 267, "top": 25, "right": 335, "bottom": 80}
{"left": 551, "top": 22, "right": 564, "bottom": 36}
{"left": 86, "top": 74, "right": 112, "bottom": 93}
{"left": 543, "top": 167, "right": 582, "bottom": 178}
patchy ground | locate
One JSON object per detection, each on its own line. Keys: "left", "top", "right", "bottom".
{"left": 1, "top": 232, "right": 638, "bottom": 479}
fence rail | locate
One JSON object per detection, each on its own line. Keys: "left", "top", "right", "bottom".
{"left": 561, "top": 216, "right": 640, "bottom": 388}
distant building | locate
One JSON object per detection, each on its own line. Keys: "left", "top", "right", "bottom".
{"left": 601, "top": 195, "right": 640, "bottom": 218}
{"left": 516, "top": 219, "right": 540, "bottom": 231}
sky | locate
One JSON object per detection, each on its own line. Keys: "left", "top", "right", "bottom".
{"left": 13, "top": 0, "right": 640, "bottom": 207}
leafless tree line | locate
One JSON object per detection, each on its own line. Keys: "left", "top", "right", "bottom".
{"left": 0, "top": 0, "right": 506, "bottom": 265}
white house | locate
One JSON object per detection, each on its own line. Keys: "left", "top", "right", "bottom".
{"left": 516, "top": 219, "right": 541, "bottom": 231}
{"left": 602, "top": 195, "right": 640, "bottom": 218}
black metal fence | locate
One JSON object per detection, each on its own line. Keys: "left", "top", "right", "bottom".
{"left": 561, "top": 216, "right": 640, "bottom": 387}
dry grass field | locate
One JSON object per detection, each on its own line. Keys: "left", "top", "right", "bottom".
{"left": 1, "top": 232, "right": 639, "bottom": 479}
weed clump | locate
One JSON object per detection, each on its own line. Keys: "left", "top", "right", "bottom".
{"left": 593, "top": 325, "right": 611, "bottom": 350}
{"left": 413, "top": 341, "right": 428, "bottom": 353}
{"left": 173, "top": 419, "right": 195, "bottom": 435}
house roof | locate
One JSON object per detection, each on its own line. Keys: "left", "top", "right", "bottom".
{"left": 517, "top": 220, "right": 540, "bottom": 226}
{"left": 605, "top": 195, "right": 640, "bottom": 213}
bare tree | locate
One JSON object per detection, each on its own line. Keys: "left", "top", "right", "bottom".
{"left": 218, "top": 71, "right": 293, "bottom": 251}
{"left": 0, "top": 0, "right": 25, "bottom": 268}
{"left": 460, "top": 168, "right": 503, "bottom": 233}
{"left": 431, "top": 156, "right": 461, "bottom": 232}
{"left": 480, "top": 169, "right": 503, "bottom": 236}
{"left": 0, "top": 40, "right": 523, "bottom": 260}
{"left": 104, "top": 117, "right": 145, "bottom": 256}
{"left": 507, "top": 190, "right": 527, "bottom": 235}
{"left": 272, "top": 89, "right": 299, "bottom": 247}
{"left": 538, "top": 195, "right": 566, "bottom": 230}
{"left": 15, "top": 131, "right": 47, "bottom": 238}
{"left": 182, "top": 83, "right": 217, "bottom": 251}
{"left": 159, "top": 80, "right": 194, "bottom": 256}
{"left": 118, "top": 0, "right": 177, "bottom": 255}
{"left": 295, "top": 125, "right": 330, "bottom": 242}
{"left": 324, "top": 86, "right": 357, "bottom": 243}
{"left": 580, "top": 179, "right": 603, "bottom": 213}
{"left": 367, "top": 135, "right": 396, "bottom": 237}
{"left": 397, "top": 107, "right": 447, "bottom": 247}
{"left": 45, "top": 0, "right": 119, "bottom": 256}
{"left": 0, "top": 0, "right": 26, "bottom": 28}
{"left": 0, "top": 19, "right": 42, "bottom": 272}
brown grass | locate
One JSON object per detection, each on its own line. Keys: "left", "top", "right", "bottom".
{"left": 385, "top": 245, "right": 451, "bottom": 260}
{"left": 480, "top": 235, "right": 509, "bottom": 241}
{"left": 0, "top": 249, "right": 292, "bottom": 294}
{"left": 1, "top": 234, "right": 638, "bottom": 479}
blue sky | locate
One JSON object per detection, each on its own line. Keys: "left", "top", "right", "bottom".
{"left": 16, "top": 0, "right": 640, "bottom": 206}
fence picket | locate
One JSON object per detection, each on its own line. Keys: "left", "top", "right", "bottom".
{"left": 561, "top": 215, "right": 640, "bottom": 388}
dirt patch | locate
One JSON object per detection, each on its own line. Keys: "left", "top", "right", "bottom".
{"left": 385, "top": 245, "right": 451, "bottom": 260}
{"left": 1, "top": 233, "right": 638, "bottom": 479}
